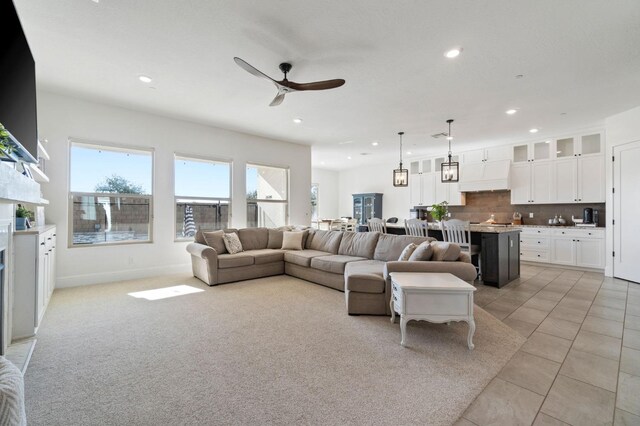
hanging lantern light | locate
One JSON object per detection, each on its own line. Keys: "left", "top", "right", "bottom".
{"left": 393, "top": 131, "right": 408, "bottom": 187}
{"left": 441, "top": 119, "right": 459, "bottom": 183}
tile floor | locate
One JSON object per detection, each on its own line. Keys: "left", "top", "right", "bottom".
{"left": 458, "top": 264, "right": 640, "bottom": 426}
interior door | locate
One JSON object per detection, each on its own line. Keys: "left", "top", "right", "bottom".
{"left": 614, "top": 140, "right": 640, "bottom": 282}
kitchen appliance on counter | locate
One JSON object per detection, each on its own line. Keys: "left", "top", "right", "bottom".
{"left": 583, "top": 208, "right": 593, "bottom": 224}
{"left": 512, "top": 212, "right": 522, "bottom": 225}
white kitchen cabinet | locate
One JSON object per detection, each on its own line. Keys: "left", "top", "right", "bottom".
{"left": 510, "top": 162, "right": 552, "bottom": 204}
{"left": 409, "top": 159, "right": 436, "bottom": 207}
{"left": 576, "top": 238, "right": 605, "bottom": 269}
{"left": 577, "top": 155, "right": 605, "bottom": 202}
{"left": 556, "top": 133, "right": 603, "bottom": 159}
{"left": 461, "top": 146, "right": 512, "bottom": 164}
{"left": 13, "top": 225, "right": 56, "bottom": 340}
{"left": 553, "top": 158, "right": 578, "bottom": 203}
{"left": 550, "top": 237, "right": 576, "bottom": 266}
{"left": 522, "top": 227, "right": 604, "bottom": 270}
{"left": 513, "top": 141, "right": 552, "bottom": 163}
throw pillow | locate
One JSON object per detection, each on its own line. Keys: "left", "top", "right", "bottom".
{"left": 408, "top": 241, "right": 433, "bottom": 261}
{"left": 195, "top": 229, "right": 207, "bottom": 245}
{"left": 222, "top": 232, "right": 243, "bottom": 254}
{"left": 398, "top": 243, "right": 417, "bottom": 261}
{"left": 202, "top": 230, "right": 227, "bottom": 254}
{"left": 267, "top": 229, "right": 284, "bottom": 249}
{"left": 430, "top": 241, "right": 461, "bottom": 261}
{"left": 281, "top": 231, "right": 304, "bottom": 250}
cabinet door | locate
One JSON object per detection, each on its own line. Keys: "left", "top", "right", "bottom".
{"left": 434, "top": 179, "right": 449, "bottom": 205}
{"left": 551, "top": 237, "right": 576, "bottom": 265}
{"left": 462, "top": 149, "right": 485, "bottom": 164}
{"left": 553, "top": 158, "right": 578, "bottom": 203}
{"left": 508, "top": 234, "right": 520, "bottom": 280}
{"left": 531, "top": 161, "right": 553, "bottom": 203}
{"left": 421, "top": 172, "right": 436, "bottom": 206}
{"left": 410, "top": 174, "right": 423, "bottom": 206}
{"left": 576, "top": 238, "right": 604, "bottom": 268}
{"left": 579, "top": 133, "right": 602, "bottom": 157}
{"left": 364, "top": 196, "right": 375, "bottom": 220}
{"left": 510, "top": 164, "right": 531, "bottom": 204}
{"left": 448, "top": 183, "right": 465, "bottom": 206}
{"left": 578, "top": 156, "right": 605, "bottom": 202}
{"left": 485, "top": 145, "right": 512, "bottom": 162}
{"left": 353, "top": 196, "right": 363, "bottom": 224}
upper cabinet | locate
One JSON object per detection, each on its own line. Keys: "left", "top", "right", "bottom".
{"left": 513, "top": 141, "right": 553, "bottom": 163}
{"left": 409, "top": 156, "right": 464, "bottom": 207}
{"left": 461, "top": 146, "right": 511, "bottom": 164}
{"left": 556, "top": 133, "right": 602, "bottom": 158}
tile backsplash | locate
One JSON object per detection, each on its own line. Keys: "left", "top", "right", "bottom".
{"left": 446, "top": 191, "right": 606, "bottom": 226}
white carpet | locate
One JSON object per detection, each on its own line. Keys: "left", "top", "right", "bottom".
{"left": 24, "top": 274, "right": 524, "bottom": 425}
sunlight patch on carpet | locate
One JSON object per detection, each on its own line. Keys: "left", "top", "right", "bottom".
{"left": 128, "top": 285, "right": 204, "bottom": 300}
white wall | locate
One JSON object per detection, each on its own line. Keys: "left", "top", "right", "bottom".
{"left": 338, "top": 160, "right": 411, "bottom": 220}
{"left": 37, "top": 91, "right": 311, "bottom": 287}
{"left": 311, "top": 168, "right": 339, "bottom": 219}
{"left": 604, "top": 105, "right": 640, "bottom": 277}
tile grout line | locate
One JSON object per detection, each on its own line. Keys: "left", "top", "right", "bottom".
{"left": 612, "top": 280, "right": 629, "bottom": 425}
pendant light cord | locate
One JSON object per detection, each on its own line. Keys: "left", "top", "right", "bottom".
{"left": 398, "top": 131, "right": 404, "bottom": 167}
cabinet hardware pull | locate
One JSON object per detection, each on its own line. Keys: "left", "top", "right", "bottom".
{"left": 40, "top": 242, "right": 45, "bottom": 245}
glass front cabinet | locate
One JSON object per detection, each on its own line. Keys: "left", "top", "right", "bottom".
{"left": 352, "top": 193, "right": 383, "bottom": 225}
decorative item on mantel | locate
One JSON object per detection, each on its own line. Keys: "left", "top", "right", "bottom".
{"left": 393, "top": 131, "right": 408, "bottom": 187}
{"left": 441, "top": 119, "right": 459, "bottom": 183}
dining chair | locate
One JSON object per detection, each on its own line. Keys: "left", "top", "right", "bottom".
{"left": 404, "top": 218, "right": 426, "bottom": 237}
{"left": 367, "top": 218, "right": 387, "bottom": 233}
{"left": 441, "top": 219, "right": 481, "bottom": 278}
{"left": 329, "top": 219, "right": 345, "bottom": 231}
{"left": 345, "top": 218, "right": 358, "bottom": 232}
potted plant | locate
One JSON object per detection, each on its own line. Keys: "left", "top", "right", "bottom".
{"left": 0, "top": 123, "right": 15, "bottom": 161}
{"left": 15, "top": 204, "right": 32, "bottom": 231}
{"left": 429, "top": 201, "right": 449, "bottom": 222}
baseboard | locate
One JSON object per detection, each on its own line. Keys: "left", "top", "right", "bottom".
{"left": 520, "top": 261, "right": 604, "bottom": 274}
{"left": 56, "top": 263, "right": 192, "bottom": 288}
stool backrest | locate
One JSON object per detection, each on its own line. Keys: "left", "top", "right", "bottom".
{"left": 404, "top": 218, "right": 426, "bottom": 237}
{"left": 368, "top": 218, "right": 387, "bottom": 233}
{"left": 441, "top": 219, "right": 472, "bottom": 251}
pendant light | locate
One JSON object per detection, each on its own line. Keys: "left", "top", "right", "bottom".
{"left": 393, "top": 131, "right": 408, "bottom": 187}
{"left": 441, "top": 119, "right": 459, "bottom": 183}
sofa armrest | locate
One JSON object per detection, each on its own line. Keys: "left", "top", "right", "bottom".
{"left": 457, "top": 252, "right": 472, "bottom": 263}
{"left": 186, "top": 243, "right": 219, "bottom": 285}
{"left": 384, "top": 260, "right": 478, "bottom": 283}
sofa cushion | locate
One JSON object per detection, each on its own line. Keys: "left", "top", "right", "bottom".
{"left": 195, "top": 229, "right": 207, "bottom": 245}
{"left": 398, "top": 243, "right": 417, "bottom": 261}
{"left": 338, "top": 231, "right": 379, "bottom": 258}
{"left": 238, "top": 228, "right": 269, "bottom": 251}
{"left": 267, "top": 229, "right": 284, "bottom": 249}
{"left": 284, "top": 250, "right": 331, "bottom": 267}
{"left": 309, "top": 255, "right": 368, "bottom": 274}
{"left": 308, "top": 230, "right": 343, "bottom": 254}
{"left": 223, "top": 232, "right": 243, "bottom": 254}
{"left": 305, "top": 229, "right": 315, "bottom": 249}
{"left": 202, "top": 230, "right": 227, "bottom": 254}
{"left": 282, "top": 231, "right": 304, "bottom": 250}
{"left": 373, "top": 234, "right": 434, "bottom": 262}
{"left": 408, "top": 241, "right": 433, "bottom": 261}
{"left": 344, "top": 260, "right": 386, "bottom": 293}
{"left": 250, "top": 249, "right": 285, "bottom": 265}
{"left": 217, "top": 252, "right": 254, "bottom": 269}
{"left": 431, "top": 241, "right": 462, "bottom": 261}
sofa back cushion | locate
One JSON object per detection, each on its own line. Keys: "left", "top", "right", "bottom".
{"left": 430, "top": 241, "right": 462, "bottom": 261}
{"left": 373, "top": 234, "right": 435, "bottom": 262}
{"left": 338, "top": 231, "right": 379, "bottom": 259}
{"left": 202, "top": 230, "right": 228, "bottom": 254}
{"left": 267, "top": 229, "right": 284, "bottom": 249}
{"left": 408, "top": 241, "right": 433, "bottom": 261}
{"left": 309, "top": 230, "right": 343, "bottom": 254}
{"left": 238, "top": 228, "right": 269, "bottom": 251}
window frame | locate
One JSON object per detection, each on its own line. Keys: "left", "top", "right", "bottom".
{"left": 246, "top": 162, "right": 290, "bottom": 228}
{"left": 67, "top": 138, "right": 155, "bottom": 248}
{"left": 173, "top": 153, "right": 233, "bottom": 242}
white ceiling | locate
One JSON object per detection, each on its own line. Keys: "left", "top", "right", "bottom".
{"left": 15, "top": 0, "right": 640, "bottom": 170}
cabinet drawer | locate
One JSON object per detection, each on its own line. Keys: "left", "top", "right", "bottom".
{"left": 520, "top": 249, "right": 550, "bottom": 262}
{"left": 520, "top": 227, "right": 551, "bottom": 236}
{"left": 520, "top": 236, "right": 550, "bottom": 249}
{"left": 551, "top": 228, "right": 604, "bottom": 239}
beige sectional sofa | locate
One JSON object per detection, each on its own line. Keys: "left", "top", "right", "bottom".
{"left": 186, "top": 227, "right": 477, "bottom": 315}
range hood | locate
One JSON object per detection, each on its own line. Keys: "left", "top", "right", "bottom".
{"left": 458, "top": 159, "right": 511, "bottom": 192}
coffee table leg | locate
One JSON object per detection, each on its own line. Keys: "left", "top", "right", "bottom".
{"left": 400, "top": 316, "right": 408, "bottom": 347}
{"left": 467, "top": 319, "right": 476, "bottom": 350}
{"left": 390, "top": 299, "right": 395, "bottom": 323}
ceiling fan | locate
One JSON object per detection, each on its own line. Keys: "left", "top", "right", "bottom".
{"left": 233, "top": 57, "right": 345, "bottom": 106}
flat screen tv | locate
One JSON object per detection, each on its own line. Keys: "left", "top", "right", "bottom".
{"left": 0, "top": 0, "right": 38, "bottom": 160}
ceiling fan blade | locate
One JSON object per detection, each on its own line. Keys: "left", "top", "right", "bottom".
{"left": 269, "top": 93, "right": 285, "bottom": 107}
{"left": 233, "top": 57, "right": 276, "bottom": 82}
{"left": 286, "top": 79, "right": 346, "bottom": 91}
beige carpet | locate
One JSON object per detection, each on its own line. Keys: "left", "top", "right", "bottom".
{"left": 24, "top": 274, "right": 524, "bottom": 425}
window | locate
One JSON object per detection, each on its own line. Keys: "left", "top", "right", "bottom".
{"left": 246, "top": 163, "right": 288, "bottom": 228}
{"left": 174, "top": 155, "right": 231, "bottom": 240}
{"left": 69, "top": 141, "right": 153, "bottom": 246}
{"left": 311, "top": 183, "right": 319, "bottom": 222}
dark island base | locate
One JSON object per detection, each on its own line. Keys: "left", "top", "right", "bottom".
{"left": 428, "top": 229, "right": 520, "bottom": 288}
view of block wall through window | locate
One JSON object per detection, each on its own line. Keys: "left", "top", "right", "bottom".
{"left": 69, "top": 141, "right": 153, "bottom": 246}
{"left": 174, "top": 155, "right": 231, "bottom": 239}
{"left": 247, "top": 164, "right": 289, "bottom": 228}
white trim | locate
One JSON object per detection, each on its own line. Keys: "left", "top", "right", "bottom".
{"left": 55, "top": 263, "right": 192, "bottom": 288}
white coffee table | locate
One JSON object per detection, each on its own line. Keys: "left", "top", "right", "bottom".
{"left": 389, "top": 272, "right": 476, "bottom": 349}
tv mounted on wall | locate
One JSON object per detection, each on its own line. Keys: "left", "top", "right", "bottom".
{"left": 0, "top": 0, "right": 39, "bottom": 161}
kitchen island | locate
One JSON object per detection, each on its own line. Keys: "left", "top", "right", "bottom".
{"left": 427, "top": 223, "right": 521, "bottom": 288}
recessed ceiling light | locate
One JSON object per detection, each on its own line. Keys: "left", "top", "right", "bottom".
{"left": 545, "top": 140, "right": 551, "bottom": 144}
{"left": 506, "top": 109, "right": 517, "bottom": 115}
{"left": 320, "top": 161, "right": 325, "bottom": 165}
{"left": 292, "top": 118, "right": 303, "bottom": 124}
{"left": 529, "top": 128, "right": 539, "bottom": 133}
{"left": 447, "top": 136, "right": 453, "bottom": 141}
{"left": 347, "top": 156, "right": 352, "bottom": 160}
{"left": 371, "top": 141, "right": 379, "bottom": 146}
{"left": 91, "top": 0, "right": 99, "bottom": 3}
{"left": 444, "top": 48, "right": 462, "bottom": 58}
{"left": 138, "top": 75, "right": 153, "bottom": 83}
{"left": 406, "top": 151, "right": 412, "bottom": 155}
